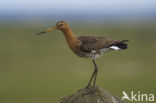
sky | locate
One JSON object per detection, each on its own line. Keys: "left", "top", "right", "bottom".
{"left": 0, "top": 0, "right": 156, "bottom": 20}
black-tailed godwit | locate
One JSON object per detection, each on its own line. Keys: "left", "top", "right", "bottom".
{"left": 37, "top": 21, "right": 128, "bottom": 88}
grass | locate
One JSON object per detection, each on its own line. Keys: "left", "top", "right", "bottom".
{"left": 0, "top": 21, "right": 156, "bottom": 103}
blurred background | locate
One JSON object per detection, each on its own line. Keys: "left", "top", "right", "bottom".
{"left": 0, "top": 0, "right": 156, "bottom": 103}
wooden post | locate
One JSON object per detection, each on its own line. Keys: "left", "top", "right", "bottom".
{"left": 58, "top": 86, "right": 126, "bottom": 103}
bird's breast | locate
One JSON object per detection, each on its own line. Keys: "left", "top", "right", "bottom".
{"left": 65, "top": 39, "right": 80, "bottom": 55}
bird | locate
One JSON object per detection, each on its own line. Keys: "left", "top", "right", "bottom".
{"left": 37, "top": 21, "right": 128, "bottom": 88}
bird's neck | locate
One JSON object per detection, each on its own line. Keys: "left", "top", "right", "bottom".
{"left": 61, "top": 27, "right": 77, "bottom": 44}
{"left": 61, "top": 26, "right": 78, "bottom": 53}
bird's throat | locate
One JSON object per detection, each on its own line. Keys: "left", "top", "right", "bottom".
{"left": 61, "top": 27, "right": 78, "bottom": 52}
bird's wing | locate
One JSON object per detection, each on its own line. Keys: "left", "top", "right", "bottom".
{"left": 78, "top": 36, "right": 123, "bottom": 52}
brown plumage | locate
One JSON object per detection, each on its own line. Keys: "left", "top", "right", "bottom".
{"left": 77, "top": 36, "right": 128, "bottom": 57}
{"left": 37, "top": 20, "right": 129, "bottom": 88}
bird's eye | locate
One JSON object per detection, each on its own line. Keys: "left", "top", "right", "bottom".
{"left": 57, "top": 23, "right": 63, "bottom": 26}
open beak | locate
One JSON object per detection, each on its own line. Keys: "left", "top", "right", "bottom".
{"left": 36, "top": 26, "right": 57, "bottom": 35}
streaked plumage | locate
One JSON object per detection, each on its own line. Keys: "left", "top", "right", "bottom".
{"left": 77, "top": 36, "right": 128, "bottom": 58}
{"left": 37, "top": 21, "right": 129, "bottom": 88}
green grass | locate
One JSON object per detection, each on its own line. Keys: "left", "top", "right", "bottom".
{"left": 0, "top": 21, "right": 156, "bottom": 103}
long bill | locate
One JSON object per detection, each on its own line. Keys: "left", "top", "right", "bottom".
{"left": 36, "top": 26, "right": 57, "bottom": 35}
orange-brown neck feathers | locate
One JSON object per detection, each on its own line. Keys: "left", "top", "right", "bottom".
{"left": 60, "top": 24, "right": 78, "bottom": 53}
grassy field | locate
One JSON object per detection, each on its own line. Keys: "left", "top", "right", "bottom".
{"left": 0, "top": 21, "right": 156, "bottom": 103}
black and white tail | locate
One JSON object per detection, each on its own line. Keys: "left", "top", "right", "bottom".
{"left": 110, "top": 40, "right": 129, "bottom": 50}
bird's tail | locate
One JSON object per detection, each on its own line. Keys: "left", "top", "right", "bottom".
{"left": 116, "top": 40, "right": 129, "bottom": 49}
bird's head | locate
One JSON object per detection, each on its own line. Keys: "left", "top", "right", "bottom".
{"left": 56, "top": 21, "right": 68, "bottom": 30}
{"left": 37, "top": 21, "right": 68, "bottom": 35}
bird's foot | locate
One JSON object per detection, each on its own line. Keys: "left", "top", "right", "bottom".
{"left": 84, "top": 86, "right": 90, "bottom": 89}
{"left": 78, "top": 85, "right": 95, "bottom": 95}
{"left": 78, "top": 85, "right": 90, "bottom": 92}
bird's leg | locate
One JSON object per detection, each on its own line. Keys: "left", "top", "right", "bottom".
{"left": 85, "top": 67, "right": 96, "bottom": 89}
{"left": 85, "top": 55, "right": 97, "bottom": 89}
{"left": 92, "top": 59, "right": 98, "bottom": 88}
{"left": 85, "top": 55, "right": 96, "bottom": 89}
